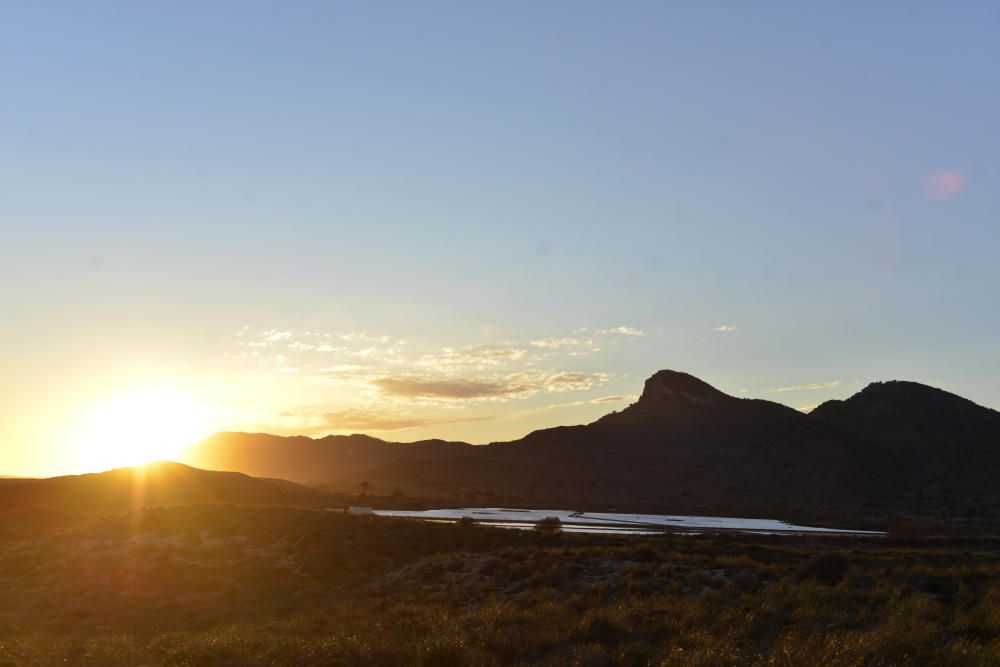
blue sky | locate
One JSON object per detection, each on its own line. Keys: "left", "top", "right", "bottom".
{"left": 2, "top": 2, "right": 998, "bottom": 474}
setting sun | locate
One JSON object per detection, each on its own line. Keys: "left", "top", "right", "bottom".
{"left": 74, "top": 388, "right": 209, "bottom": 472}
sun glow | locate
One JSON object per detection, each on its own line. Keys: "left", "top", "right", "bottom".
{"left": 75, "top": 388, "right": 209, "bottom": 472}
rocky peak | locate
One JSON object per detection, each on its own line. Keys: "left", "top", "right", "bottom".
{"left": 638, "top": 370, "right": 729, "bottom": 407}
{"left": 596, "top": 370, "right": 737, "bottom": 425}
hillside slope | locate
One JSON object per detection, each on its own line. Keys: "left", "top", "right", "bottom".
{"left": 187, "top": 432, "right": 472, "bottom": 485}
{"left": 811, "top": 380, "right": 1000, "bottom": 509}
{"left": 0, "top": 461, "right": 334, "bottom": 538}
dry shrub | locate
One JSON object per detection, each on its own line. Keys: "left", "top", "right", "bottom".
{"left": 797, "top": 551, "right": 850, "bottom": 586}
{"left": 534, "top": 516, "right": 562, "bottom": 534}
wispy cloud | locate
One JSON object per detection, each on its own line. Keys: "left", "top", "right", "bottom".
{"left": 530, "top": 337, "right": 591, "bottom": 349}
{"left": 373, "top": 370, "right": 610, "bottom": 401}
{"left": 264, "top": 330, "right": 293, "bottom": 342}
{"left": 526, "top": 327, "right": 643, "bottom": 353}
{"left": 589, "top": 394, "right": 636, "bottom": 404}
{"left": 499, "top": 393, "right": 638, "bottom": 421}
{"left": 594, "top": 326, "right": 645, "bottom": 337}
{"left": 417, "top": 345, "right": 527, "bottom": 369}
{"left": 766, "top": 380, "right": 841, "bottom": 394}
{"left": 228, "top": 326, "right": 643, "bottom": 435}
{"left": 924, "top": 169, "right": 965, "bottom": 201}
{"left": 279, "top": 408, "right": 491, "bottom": 433}
{"left": 373, "top": 377, "right": 521, "bottom": 400}
{"left": 540, "top": 371, "right": 606, "bottom": 391}
{"left": 319, "top": 410, "right": 486, "bottom": 432}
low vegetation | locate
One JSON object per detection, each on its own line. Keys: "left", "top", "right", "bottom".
{"left": 0, "top": 505, "right": 998, "bottom": 665}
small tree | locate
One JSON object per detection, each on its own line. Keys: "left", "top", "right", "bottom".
{"left": 533, "top": 516, "right": 562, "bottom": 534}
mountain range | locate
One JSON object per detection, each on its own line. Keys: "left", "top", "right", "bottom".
{"left": 184, "top": 370, "right": 1000, "bottom": 522}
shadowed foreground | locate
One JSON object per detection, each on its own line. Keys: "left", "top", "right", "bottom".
{"left": 1, "top": 505, "right": 998, "bottom": 665}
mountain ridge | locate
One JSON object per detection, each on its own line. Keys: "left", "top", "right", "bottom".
{"left": 183, "top": 370, "right": 1000, "bottom": 521}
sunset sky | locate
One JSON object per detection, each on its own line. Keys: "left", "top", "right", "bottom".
{"left": 3, "top": 3, "right": 999, "bottom": 476}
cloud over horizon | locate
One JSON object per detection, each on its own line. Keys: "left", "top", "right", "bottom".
{"left": 283, "top": 408, "right": 491, "bottom": 433}
{"left": 227, "top": 325, "right": 643, "bottom": 438}
{"left": 373, "top": 377, "right": 521, "bottom": 400}
{"left": 373, "top": 370, "right": 610, "bottom": 401}
{"left": 766, "top": 380, "right": 842, "bottom": 394}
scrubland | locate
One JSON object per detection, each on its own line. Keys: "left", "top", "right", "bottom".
{"left": 0, "top": 505, "right": 998, "bottom": 665}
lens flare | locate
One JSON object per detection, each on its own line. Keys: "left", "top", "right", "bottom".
{"left": 74, "top": 388, "right": 209, "bottom": 472}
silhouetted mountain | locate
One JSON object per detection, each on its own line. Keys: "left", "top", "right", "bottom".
{"left": 811, "top": 381, "right": 1000, "bottom": 499}
{"left": 183, "top": 371, "right": 1000, "bottom": 522}
{"left": 407, "top": 371, "right": 896, "bottom": 512}
{"left": 189, "top": 432, "right": 472, "bottom": 484}
{"left": 0, "top": 461, "right": 334, "bottom": 538}
{"left": 598, "top": 370, "right": 799, "bottom": 427}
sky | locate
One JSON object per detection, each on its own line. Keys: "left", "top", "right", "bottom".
{"left": 2, "top": 2, "right": 999, "bottom": 476}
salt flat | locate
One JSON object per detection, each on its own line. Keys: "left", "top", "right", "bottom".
{"left": 373, "top": 507, "right": 885, "bottom": 535}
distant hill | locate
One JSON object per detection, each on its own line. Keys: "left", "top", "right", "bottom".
{"left": 0, "top": 461, "right": 334, "bottom": 538}
{"left": 188, "top": 432, "right": 473, "bottom": 484}
{"left": 811, "top": 381, "right": 1000, "bottom": 504}
{"left": 184, "top": 370, "right": 1000, "bottom": 522}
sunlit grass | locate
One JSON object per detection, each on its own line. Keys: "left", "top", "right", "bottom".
{"left": 1, "top": 506, "right": 997, "bottom": 665}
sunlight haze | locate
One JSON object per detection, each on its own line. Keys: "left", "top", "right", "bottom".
{"left": 2, "top": 2, "right": 999, "bottom": 476}
{"left": 71, "top": 388, "right": 210, "bottom": 472}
